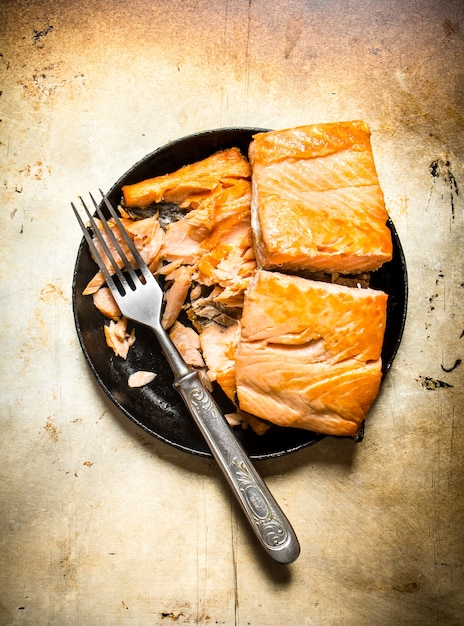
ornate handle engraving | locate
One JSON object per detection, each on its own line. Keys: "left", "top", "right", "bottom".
{"left": 173, "top": 370, "right": 300, "bottom": 564}
{"left": 189, "top": 385, "right": 217, "bottom": 414}
{"left": 229, "top": 458, "right": 289, "bottom": 548}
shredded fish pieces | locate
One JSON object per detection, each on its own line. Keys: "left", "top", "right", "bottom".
{"left": 82, "top": 123, "right": 393, "bottom": 437}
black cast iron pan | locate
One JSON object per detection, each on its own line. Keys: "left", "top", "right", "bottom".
{"left": 72, "top": 128, "right": 408, "bottom": 459}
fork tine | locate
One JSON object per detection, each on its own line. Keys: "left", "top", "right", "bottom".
{"left": 99, "top": 191, "right": 154, "bottom": 284}
{"left": 85, "top": 193, "right": 139, "bottom": 291}
{"left": 77, "top": 196, "right": 132, "bottom": 295}
{"left": 71, "top": 199, "right": 118, "bottom": 294}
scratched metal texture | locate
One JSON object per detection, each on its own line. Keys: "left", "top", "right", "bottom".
{"left": 0, "top": 0, "right": 463, "bottom": 624}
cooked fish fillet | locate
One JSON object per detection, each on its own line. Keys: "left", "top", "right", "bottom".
{"left": 92, "top": 287, "right": 121, "bottom": 320}
{"left": 196, "top": 209, "right": 256, "bottom": 298}
{"left": 235, "top": 270, "right": 388, "bottom": 436}
{"left": 169, "top": 321, "right": 205, "bottom": 368}
{"left": 199, "top": 322, "right": 240, "bottom": 402}
{"left": 161, "top": 265, "right": 195, "bottom": 330}
{"left": 249, "top": 121, "right": 393, "bottom": 273}
{"left": 104, "top": 317, "right": 136, "bottom": 360}
{"left": 83, "top": 215, "right": 163, "bottom": 295}
{"left": 122, "top": 147, "right": 251, "bottom": 209}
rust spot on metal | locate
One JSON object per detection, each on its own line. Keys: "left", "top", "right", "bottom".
{"left": 44, "top": 418, "right": 59, "bottom": 441}
{"left": 418, "top": 376, "right": 453, "bottom": 390}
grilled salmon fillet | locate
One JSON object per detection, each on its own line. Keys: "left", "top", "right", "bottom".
{"left": 199, "top": 322, "right": 240, "bottom": 402}
{"left": 122, "top": 147, "right": 251, "bottom": 210}
{"left": 249, "top": 121, "right": 393, "bottom": 273}
{"left": 84, "top": 126, "right": 392, "bottom": 437}
{"left": 235, "top": 270, "right": 388, "bottom": 436}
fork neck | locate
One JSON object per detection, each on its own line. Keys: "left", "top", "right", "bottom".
{"left": 153, "top": 324, "right": 191, "bottom": 380}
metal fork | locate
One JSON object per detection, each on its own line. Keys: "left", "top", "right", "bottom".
{"left": 72, "top": 192, "right": 300, "bottom": 565}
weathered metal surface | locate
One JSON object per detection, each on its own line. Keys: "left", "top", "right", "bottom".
{"left": 0, "top": 0, "right": 463, "bottom": 624}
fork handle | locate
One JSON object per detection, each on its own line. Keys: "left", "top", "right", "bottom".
{"left": 173, "top": 369, "right": 300, "bottom": 565}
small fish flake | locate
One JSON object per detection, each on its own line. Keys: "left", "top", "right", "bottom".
{"left": 128, "top": 371, "right": 157, "bottom": 388}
